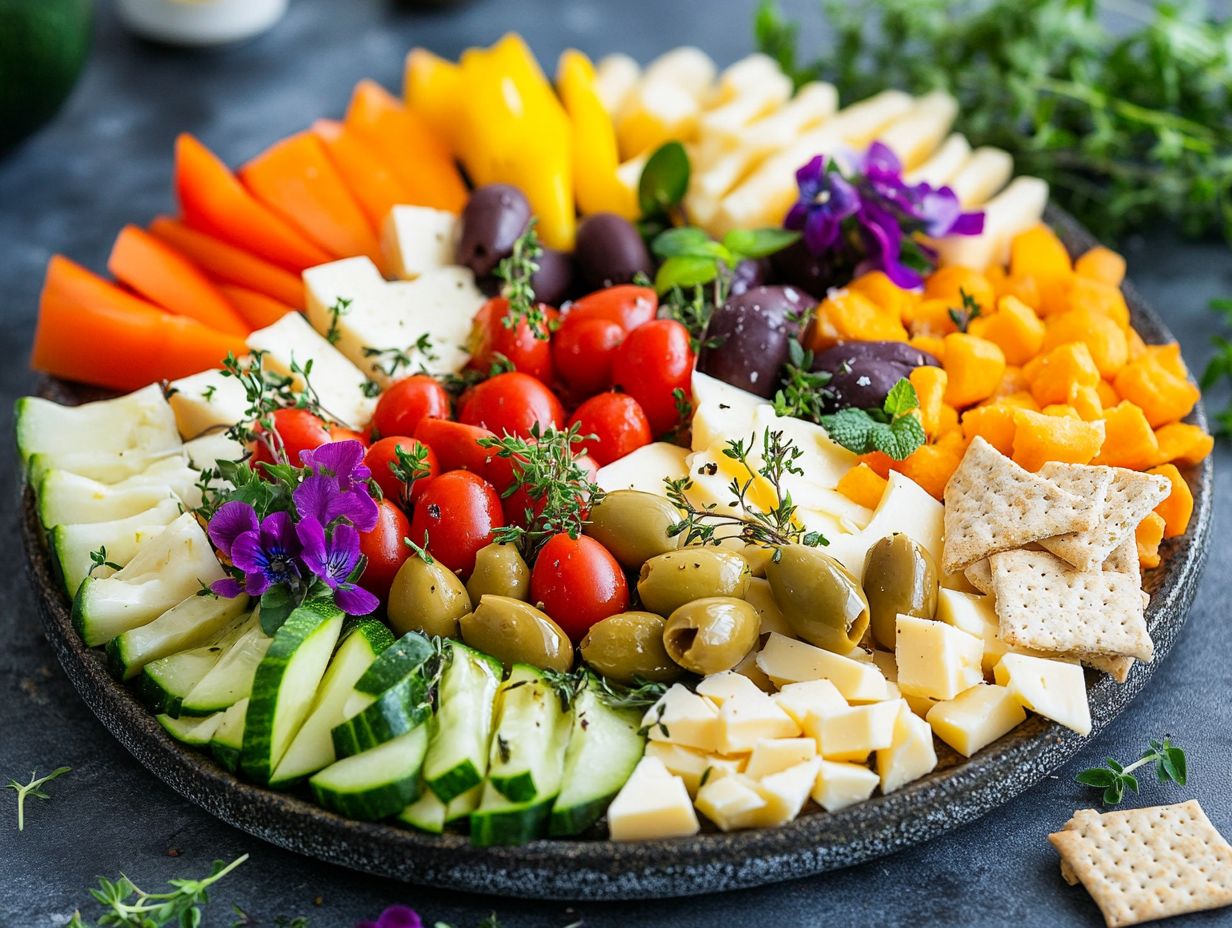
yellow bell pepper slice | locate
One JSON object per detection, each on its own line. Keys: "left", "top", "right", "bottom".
{"left": 557, "top": 49, "right": 637, "bottom": 220}
{"left": 403, "top": 48, "right": 463, "bottom": 154}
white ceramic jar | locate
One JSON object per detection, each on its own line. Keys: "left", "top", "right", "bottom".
{"left": 115, "top": 0, "right": 288, "bottom": 46}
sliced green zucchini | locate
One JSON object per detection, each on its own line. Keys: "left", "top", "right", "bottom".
{"left": 446, "top": 784, "right": 482, "bottom": 827}
{"left": 157, "top": 711, "right": 223, "bottom": 746}
{"left": 211, "top": 697, "right": 249, "bottom": 772}
{"left": 107, "top": 592, "right": 250, "bottom": 680}
{"left": 423, "top": 642, "right": 502, "bottom": 803}
{"left": 549, "top": 673, "right": 645, "bottom": 836}
{"left": 469, "top": 783, "right": 552, "bottom": 847}
{"left": 72, "top": 513, "right": 225, "bottom": 647}
{"left": 138, "top": 611, "right": 258, "bottom": 715}
{"left": 29, "top": 446, "right": 182, "bottom": 489}
{"left": 331, "top": 673, "right": 430, "bottom": 758}
{"left": 354, "top": 632, "right": 434, "bottom": 695}
{"left": 486, "top": 664, "right": 572, "bottom": 804}
{"left": 310, "top": 725, "right": 430, "bottom": 821}
{"left": 16, "top": 385, "right": 180, "bottom": 468}
{"left": 398, "top": 788, "right": 446, "bottom": 834}
{"left": 270, "top": 619, "right": 394, "bottom": 787}
{"left": 240, "top": 600, "right": 344, "bottom": 784}
{"left": 40, "top": 472, "right": 179, "bottom": 529}
{"left": 179, "top": 619, "right": 273, "bottom": 716}
{"left": 50, "top": 499, "right": 182, "bottom": 597}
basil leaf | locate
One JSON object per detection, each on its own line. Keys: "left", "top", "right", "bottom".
{"left": 638, "top": 141, "right": 690, "bottom": 218}
{"left": 722, "top": 227, "right": 800, "bottom": 260}
{"left": 654, "top": 255, "right": 721, "bottom": 294}
{"left": 1075, "top": 768, "right": 1117, "bottom": 788}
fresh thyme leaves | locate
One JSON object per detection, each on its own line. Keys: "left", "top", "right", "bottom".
{"left": 230, "top": 906, "right": 310, "bottom": 928}
{"left": 363, "top": 334, "right": 438, "bottom": 380}
{"left": 5, "top": 766, "right": 70, "bottom": 831}
{"left": 441, "top": 354, "right": 516, "bottom": 398}
{"left": 68, "top": 854, "right": 248, "bottom": 927}
{"left": 324, "top": 296, "right": 352, "bottom": 345}
{"left": 478, "top": 423, "right": 604, "bottom": 560}
{"left": 947, "top": 288, "right": 983, "bottom": 333}
{"left": 665, "top": 429, "right": 827, "bottom": 557}
{"left": 88, "top": 546, "right": 122, "bottom": 578}
{"left": 773, "top": 339, "right": 833, "bottom": 423}
{"left": 202, "top": 384, "right": 218, "bottom": 403}
{"left": 637, "top": 702, "right": 670, "bottom": 739}
{"left": 595, "top": 675, "right": 670, "bottom": 712}
{"left": 819, "top": 377, "right": 926, "bottom": 460}
{"left": 388, "top": 442, "right": 434, "bottom": 509}
{"left": 495, "top": 219, "right": 546, "bottom": 338}
{"left": 658, "top": 284, "right": 724, "bottom": 354}
{"left": 1076, "top": 737, "right": 1188, "bottom": 807}
{"left": 1200, "top": 298, "right": 1232, "bottom": 434}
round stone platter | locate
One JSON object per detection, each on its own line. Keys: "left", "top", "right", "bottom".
{"left": 19, "top": 206, "right": 1212, "bottom": 900}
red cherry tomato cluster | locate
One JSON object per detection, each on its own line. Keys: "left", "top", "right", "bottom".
{"left": 248, "top": 282, "right": 692, "bottom": 643}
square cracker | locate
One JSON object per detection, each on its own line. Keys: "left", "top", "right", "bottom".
{"left": 1040, "top": 463, "right": 1171, "bottom": 571}
{"left": 965, "top": 558, "right": 993, "bottom": 594}
{"left": 1050, "top": 801, "right": 1232, "bottom": 927}
{"left": 990, "top": 548, "right": 1154, "bottom": 663}
{"left": 942, "top": 437, "right": 1097, "bottom": 575}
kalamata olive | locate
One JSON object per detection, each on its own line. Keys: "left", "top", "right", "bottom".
{"left": 579, "top": 611, "right": 682, "bottom": 683}
{"left": 466, "top": 543, "right": 531, "bottom": 602}
{"left": 637, "top": 548, "right": 751, "bottom": 616}
{"left": 662, "top": 597, "right": 761, "bottom": 675}
{"left": 459, "top": 594, "right": 573, "bottom": 672}
{"left": 531, "top": 246, "right": 575, "bottom": 307}
{"left": 584, "top": 490, "right": 681, "bottom": 570}
{"left": 574, "top": 213, "right": 654, "bottom": 290}
{"left": 763, "top": 544, "right": 870, "bottom": 653}
{"left": 388, "top": 556, "right": 473, "bottom": 638}
{"left": 696, "top": 285, "right": 815, "bottom": 397}
{"left": 456, "top": 184, "right": 531, "bottom": 279}
{"left": 863, "top": 534, "right": 939, "bottom": 650}
{"left": 811, "top": 341, "right": 941, "bottom": 411}
{"left": 729, "top": 258, "right": 769, "bottom": 296}
{"left": 769, "top": 238, "right": 855, "bottom": 298}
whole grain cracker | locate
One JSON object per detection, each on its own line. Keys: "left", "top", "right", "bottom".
{"left": 990, "top": 549, "right": 1154, "bottom": 663}
{"left": 1049, "top": 800, "right": 1232, "bottom": 927}
{"left": 942, "top": 437, "right": 1097, "bottom": 575}
{"left": 1040, "top": 464, "right": 1171, "bottom": 571}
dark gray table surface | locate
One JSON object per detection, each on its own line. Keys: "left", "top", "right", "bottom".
{"left": 2, "top": 1, "right": 1231, "bottom": 925}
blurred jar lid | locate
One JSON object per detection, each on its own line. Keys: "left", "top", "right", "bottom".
{"left": 115, "top": 0, "right": 287, "bottom": 46}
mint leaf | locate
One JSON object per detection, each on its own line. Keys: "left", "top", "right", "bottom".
{"left": 873, "top": 414, "right": 926, "bottom": 460}
{"left": 819, "top": 378, "right": 925, "bottom": 461}
{"left": 818, "top": 408, "right": 879, "bottom": 454}
{"left": 883, "top": 378, "right": 920, "bottom": 417}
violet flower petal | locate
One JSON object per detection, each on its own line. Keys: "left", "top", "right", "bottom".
{"left": 354, "top": 906, "right": 424, "bottom": 928}
{"left": 207, "top": 501, "right": 258, "bottom": 560}
{"left": 325, "top": 522, "right": 363, "bottom": 582}
{"left": 293, "top": 475, "right": 337, "bottom": 526}
{"left": 296, "top": 516, "right": 329, "bottom": 574}
{"left": 301, "top": 440, "right": 370, "bottom": 484}
{"left": 228, "top": 530, "right": 268, "bottom": 576}
{"left": 211, "top": 576, "right": 245, "bottom": 598}
{"left": 243, "top": 570, "right": 272, "bottom": 597}
{"left": 335, "top": 582, "right": 380, "bottom": 616}
{"left": 260, "top": 510, "right": 301, "bottom": 557}
{"left": 331, "top": 487, "right": 380, "bottom": 533}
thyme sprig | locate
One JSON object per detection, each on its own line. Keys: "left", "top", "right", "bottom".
{"left": 67, "top": 854, "right": 247, "bottom": 927}
{"left": 387, "top": 442, "right": 435, "bottom": 509}
{"left": 362, "top": 333, "right": 438, "bottom": 380}
{"left": 5, "top": 766, "right": 70, "bottom": 831}
{"left": 88, "top": 546, "right": 122, "bottom": 578}
{"left": 665, "top": 429, "right": 827, "bottom": 559}
{"left": 494, "top": 219, "right": 547, "bottom": 339}
{"left": 324, "top": 296, "right": 352, "bottom": 346}
{"left": 947, "top": 287, "right": 984, "bottom": 333}
{"left": 658, "top": 283, "right": 725, "bottom": 354}
{"left": 595, "top": 675, "right": 672, "bottom": 712}
{"left": 773, "top": 339, "right": 833, "bottom": 423}
{"left": 1076, "top": 737, "right": 1188, "bottom": 806}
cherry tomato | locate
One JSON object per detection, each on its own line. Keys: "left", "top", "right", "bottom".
{"left": 413, "top": 419, "right": 497, "bottom": 475}
{"left": 468, "top": 297, "right": 556, "bottom": 384}
{"left": 501, "top": 452, "right": 600, "bottom": 528}
{"left": 409, "top": 470, "right": 504, "bottom": 576}
{"left": 552, "top": 315, "right": 625, "bottom": 396}
{"left": 364, "top": 437, "right": 438, "bottom": 509}
{"left": 372, "top": 374, "right": 450, "bottom": 440}
{"left": 611, "top": 319, "right": 694, "bottom": 437}
{"left": 566, "top": 285, "right": 658, "bottom": 332}
{"left": 358, "top": 498, "right": 411, "bottom": 602}
{"left": 568, "top": 392, "right": 653, "bottom": 466}
{"left": 251, "top": 408, "right": 368, "bottom": 469}
{"left": 458, "top": 371, "right": 564, "bottom": 438}
{"left": 530, "top": 534, "right": 629, "bottom": 640}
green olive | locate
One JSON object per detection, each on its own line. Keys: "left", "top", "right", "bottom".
{"left": 743, "top": 577, "right": 791, "bottom": 636}
{"left": 579, "top": 612, "right": 682, "bottom": 684}
{"left": 466, "top": 543, "right": 531, "bottom": 602}
{"left": 459, "top": 595, "right": 573, "bottom": 672}
{"left": 388, "top": 556, "right": 472, "bottom": 638}
{"left": 763, "top": 544, "right": 870, "bottom": 653}
{"left": 662, "top": 597, "right": 760, "bottom": 675}
{"left": 863, "top": 534, "right": 939, "bottom": 650}
{"left": 584, "top": 490, "right": 681, "bottom": 569}
{"left": 738, "top": 545, "right": 777, "bottom": 577}
{"left": 637, "top": 548, "right": 751, "bottom": 616}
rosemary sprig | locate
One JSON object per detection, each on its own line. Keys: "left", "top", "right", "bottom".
{"left": 1076, "top": 737, "right": 1188, "bottom": 806}
{"left": 5, "top": 766, "right": 70, "bottom": 831}
{"left": 494, "top": 219, "right": 546, "bottom": 338}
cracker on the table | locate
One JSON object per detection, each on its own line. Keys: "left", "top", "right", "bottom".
{"left": 1049, "top": 801, "right": 1232, "bottom": 928}
{"left": 942, "top": 437, "right": 1097, "bottom": 575}
{"left": 990, "top": 549, "right": 1154, "bottom": 663}
{"left": 1040, "top": 464, "right": 1171, "bottom": 571}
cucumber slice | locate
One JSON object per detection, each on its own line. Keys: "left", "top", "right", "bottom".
{"left": 270, "top": 619, "right": 394, "bottom": 787}
{"left": 549, "top": 673, "right": 645, "bottom": 836}
{"left": 138, "top": 611, "right": 257, "bottom": 715}
{"left": 310, "top": 725, "right": 430, "bottom": 821}
{"left": 486, "top": 664, "right": 572, "bottom": 804}
{"left": 211, "top": 698, "right": 249, "bottom": 772}
{"left": 470, "top": 783, "right": 552, "bottom": 847}
{"left": 40, "top": 472, "right": 180, "bottom": 529}
{"left": 107, "top": 592, "right": 250, "bottom": 680}
{"left": 72, "top": 513, "right": 226, "bottom": 647}
{"left": 50, "top": 499, "right": 182, "bottom": 597}
{"left": 423, "top": 642, "right": 502, "bottom": 803}
{"left": 29, "top": 446, "right": 183, "bottom": 488}
{"left": 179, "top": 619, "right": 273, "bottom": 716}
{"left": 157, "top": 711, "right": 223, "bottom": 746}
{"left": 240, "top": 600, "right": 344, "bottom": 784}
{"left": 16, "top": 385, "right": 180, "bottom": 468}
{"left": 354, "top": 632, "right": 434, "bottom": 695}
{"left": 446, "top": 784, "right": 482, "bottom": 827}
{"left": 398, "top": 788, "right": 446, "bottom": 834}
{"left": 331, "top": 673, "right": 430, "bottom": 758}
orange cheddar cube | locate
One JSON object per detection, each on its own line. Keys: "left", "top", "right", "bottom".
{"left": 1147, "top": 464, "right": 1192, "bottom": 538}
{"left": 942, "top": 333, "right": 1006, "bottom": 408}
{"left": 836, "top": 463, "right": 889, "bottom": 510}
{"left": 1011, "top": 408, "right": 1104, "bottom": 472}
{"left": 923, "top": 266, "right": 995, "bottom": 314}
{"left": 805, "top": 289, "right": 908, "bottom": 351}
{"left": 1146, "top": 343, "right": 1189, "bottom": 380}
{"left": 1041, "top": 307, "right": 1129, "bottom": 378}
{"left": 1136, "top": 511, "right": 1166, "bottom": 569}
{"left": 1096, "top": 379, "right": 1120, "bottom": 408}
{"left": 910, "top": 366, "right": 948, "bottom": 438}
{"left": 961, "top": 404, "right": 1019, "bottom": 456}
{"left": 1152, "top": 423, "right": 1214, "bottom": 468}
{"left": 894, "top": 432, "right": 967, "bottom": 501}
{"left": 1010, "top": 224, "right": 1072, "bottom": 282}
{"left": 1074, "top": 246, "right": 1126, "bottom": 287}
{"left": 968, "top": 295, "right": 1045, "bottom": 366}
{"left": 1113, "top": 356, "right": 1200, "bottom": 428}
{"left": 908, "top": 298, "right": 960, "bottom": 337}
{"left": 1057, "top": 275, "right": 1130, "bottom": 328}
{"left": 1068, "top": 385, "right": 1103, "bottom": 421}
{"left": 1025, "top": 342, "right": 1101, "bottom": 407}
{"left": 1094, "top": 401, "right": 1159, "bottom": 470}
{"left": 848, "top": 271, "right": 917, "bottom": 322}
{"left": 909, "top": 334, "right": 946, "bottom": 364}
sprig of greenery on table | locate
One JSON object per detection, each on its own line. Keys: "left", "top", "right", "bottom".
{"left": 1200, "top": 298, "right": 1232, "bottom": 434}
{"left": 5, "top": 765, "right": 70, "bottom": 831}
{"left": 67, "top": 854, "right": 249, "bottom": 927}
{"left": 1076, "top": 737, "right": 1188, "bottom": 806}
{"left": 754, "top": 0, "right": 1232, "bottom": 244}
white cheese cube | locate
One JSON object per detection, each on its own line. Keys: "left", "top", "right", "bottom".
{"left": 904, "top": 693, "right": 939, "bottom": 718}
{"left": 904, "top": 133, "right": 972, "bottom": 187}
{"left": 948, "top": 146, "right": 1015, "bottom": 208}
{"left": 749, "top": 757, "right": 823, "bottom": 826}
{"left": 732, "top": 647, "right": 775, "bottom": 692}
{"left": 690, "top": 369, "right": 763, "bottom": 452}
{"left": 641, "top": 684, "right": 721, "bottom": 752}
{"left": 876, "top": 704, "right": 938, "bottom": 793}
{"left": 745, "top": 737, "right": 817, "bottom": 779}
{"left": 381, "top": 205, "right": 457, "bottom": 280}
{"left": 756, "top": 633, "right": 889, "bottom": 702}
{"left": 166, "top": 367, "right": 251, "bottom": 439}
{"left": 811, "top": 760, "right": 880, "bottom": 812}
{"left": 817, "top": 700, "right": 902, "bottom": 762}
{"left": 644, "top": 742, "right": 711, "bottom": 795}
{"left": 859, "top": 471, "right": 945, "bottom": 578}
{"left": 595, "top": 441, "right": 688, "bottom": 496}
{"left": 876, "top": 90, "right": 959, "bottom": 171}
{"left": 936, "top": 588, "right": 1011, "bottom": 674}
{"left": 926, "top": 683, "right": 1026, "bottom": 757}
{"left": 617, "top": 78, "right": 701, "bottom": 158}
{"left": 744, "top": 578, "right": 793, "bottom": 637}
{"left": 642, "top": 46, "right": 716, "bottom": 101}
{"left": 607, "top": 757, "right": 700, "bottom": 841}
{"left": 183, "top": 433, "right": 245, "bottom": 471}
{"left": 773, "top": 679, "right": 847, "bottom": 741}
{"left": 697, "top": 670, "right": 766, "bottom": 707}
{"left": 938, "top": 175, "right": 1048, "bottom": 271}
{"left": 870, "top": 650, "right": 898, "bottom": 682}
{"left": 896, "top": 615, "right": 984, "bottom": 701}
{"left": 993, "top": 653, "right": 1091, "bottom": 736}
{"left": 741, "top": 81, "right": 838, "bottom": 153}
{"left": 594, "top": 53, "right": 640, "bottom": 115}
{"left": 699, "top": 71, "right": 792, "bottom": 146}
{"left": 683, "top": 442, "right": 779, "bottom": 515}
{"left": 694, "top": 773, "right": 767, "bottom": 832}
{"left": 717, "top": 688, "right": 800, "bottom": 754}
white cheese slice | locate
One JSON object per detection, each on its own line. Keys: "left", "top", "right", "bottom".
{"left": 756, "top": 633, "right": 889, "bottom": 702}
{"left": 641, "top": 683, "right": 721, "bottom": 752}
{"left": 876, "top": 90, "right": 959, "bottom": 170}
{"left": 773, "top": 679, "right": 847, "bottom": 741}
{"left": 690, "top": 369, "right": 763, "bottom": 452}
{"left": 594, "top": 53, "right": 641, "bottom": 115}
{"left": 183, "top": 433, "right": 245, "bottom": 471}
{"left": 698, "top": 70, "right": 792, "bottom": 147}
{"left": 936, "top": 588, "right": 1013, "bottom": 675}
{"left": 817, "top": 700, "right": 903, "bottom": 762}
{"left": 751, "top": 404, "right": 856, "bottom": 490}
{"left": 717, "top": 687, "right": 801, "bottom": 754}
{"left": 166, "top": 366, "right": 251, "bottom": 439}
{"left": 694, "top": 773, "right": 767, "bottom": 832}
{"left": 811, "top": 759, "right": 880, "bottom": 812}
{"left": 710, "top": 53, "right": 784, "bottom": 105}
{"left": 895, "top": 614, "right": 985, "bottom": 701}
{"left": 993, "top": 652, "right": 1091, "bottom": 736}
{"left": 904, "top": 133, "right": 971, "bottom": 187}
{"left": 595, "top": 441, "right": 688, "bottom": 496}
{"left": 876, "top": 704, "right": 938, "bottom": 793}
{"left": 616, "top": 77, "right": 702, "bottom": 157}
{"left": 948, "top": 146, "right": 1015, "bottom": 208}
{"left": 926, "top": 683, "right": 1027, "bottom": 757}
{"left": 937, "top": 175, "right": 1048, "bottom": 271}
{"left": 696, "top": 670, "right": 766, "bottom": 707}
{"left": 744, "top": 577, "right": 793, "bottom": 637}
{"left": 745, "top": 737, "right": 818, "bottom": 780}
{"left": 823, "top": 470, "right": 946, "bottom": 583}
{"left": 748, "top": 757, "right": 822, "bottom": 826}
{"left": 607, "top": 756, "right": 700, "bottom": 841}
{"left": 732, "top": 646, "right": 775, "bottom": 692}
{"left": 380, "top": 205, "right": 458, "bottom": 280}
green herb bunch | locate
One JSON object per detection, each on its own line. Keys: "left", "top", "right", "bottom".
{"left": 1076, "top": 736, "right": 1188, "bottom": 806}
{"left": 494, "top": 219, "right": 548, "bottom": 339}
{"left": 819, "top": 377, "right": 927, "bottom": 460}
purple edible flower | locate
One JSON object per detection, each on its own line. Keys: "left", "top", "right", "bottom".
{"left": 355, "top": 906, "right": 424, "bottom": 928}
{"left": 784, "top": 155, "right": 860, "bottom": 254}
{"left": 300, "top": 439, "right": 371, "bottom": 488}
{"left": 297, "top": 517, "right": 380, "bottom": 616}
{"left": 294, "top": 474, "right": 379, "bottom": 533}
{"left": 211, "top": 509, "right": 302, "bottom": 598}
